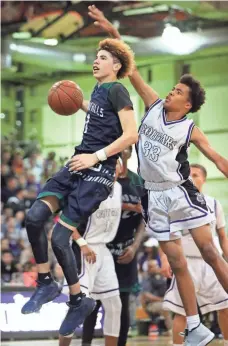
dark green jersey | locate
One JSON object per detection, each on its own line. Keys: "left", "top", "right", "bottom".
{"left": 76, "top": 82, "right": 133, "bottom": 167}
{"left": 109, "top": 169, "right": 145, "bottom": 245}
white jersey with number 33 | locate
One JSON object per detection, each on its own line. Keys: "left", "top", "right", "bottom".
{"left": 138, "top": 99, "right": 195, "bottom": 189}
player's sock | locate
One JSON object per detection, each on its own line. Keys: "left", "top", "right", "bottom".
{"left": 186, "top": 314, "right": 200, "bottom": 331}
{"left": 224, "top": 340, "right": 228, "bottom": 346}
{"left": 173, "top": 344, "right": 183, "bottom": 346}
{"left": 38, "top": 272, "right": 52, "bottom": 285}
{"left": 70, "top": 292, "right": 83, "bottom": 306}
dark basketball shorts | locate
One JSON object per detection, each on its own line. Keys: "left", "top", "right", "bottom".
{"left": 37, "top": 163, "right": 115, "bottom": 227}
{"left": 108, "top": 239, "right": 139, "bottom": 293}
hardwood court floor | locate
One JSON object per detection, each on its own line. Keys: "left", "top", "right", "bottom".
{"left": 1, "top": 337, "right": 223, "bottom": 346}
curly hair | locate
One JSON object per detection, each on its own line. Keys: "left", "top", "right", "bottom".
{"left": 179, "top": 74, "right": 206, "bottom": 113}
{"left": 98, "top": 38, "right": 135, "bottom": 79}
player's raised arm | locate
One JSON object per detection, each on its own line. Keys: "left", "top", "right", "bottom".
{"left": 190, "top": 126, "right": 228, "bottom": 177}
{"left": 88, "top": 4, "right": 159, "bottom": 108}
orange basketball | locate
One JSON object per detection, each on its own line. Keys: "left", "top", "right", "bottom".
{"left": 48, "top": 80, "right": 83, "bottom": 116}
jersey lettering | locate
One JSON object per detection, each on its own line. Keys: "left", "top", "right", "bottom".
{"left": 143, "top": 141, "right": 161, "bottom": 162}
{"left": 88, "top": 101, "right": 104, "bottom": 117}
{"left": 140, "top": 123, "right": 177, "bottom": 150}
{"left": 84, "top": 113, "right": 90, "bottom": 134}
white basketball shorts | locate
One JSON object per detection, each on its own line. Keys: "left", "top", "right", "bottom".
{"left": 79, "top": 243, "right": 119, "bottom": 300}
{"left": 146, "top": 179, "right": 214, "bottom": 241}
{"left": 163, "top": 257, "right": 228, "bottom": 315}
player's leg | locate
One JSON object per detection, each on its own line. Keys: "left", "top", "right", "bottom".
{"left": 172, "top": 314, "right": 186, "bottom": 345}
{"left": 21, "top": 195, "right": 62, "bottom": 314}
{"left": 55, "top": 222, "right": 96, "bottom": 337}
{"left": 160, "top": 239, "right": 198, "bottom": 319}
{"left": 58, "top": 302, "right": 101, "bottom": 346}
{"left": 160, "top": 239, "right": 214, "bottom": 344}
{"left": 217, "top": 309, "right": 228, "bottom": 345}
{"left": 191, "top": 225, "right": 228, "bottom": 292}
{"left": 118, "top": 292, "right": 130, "bottom": 346}
{"left": 101, "top": 295, "right": 122, "bottom": 346}
{"left": 82, "top": 300, "right": 102, "bottom": 346}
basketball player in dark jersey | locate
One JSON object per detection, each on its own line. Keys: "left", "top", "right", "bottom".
{"left": 21, "top": 38, "right": 138, "bottom": 338}
{"left": 81, "top": 146, "right": 146, "bottom": 346}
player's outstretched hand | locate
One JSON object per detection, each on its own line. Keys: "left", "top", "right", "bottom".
{"left": 117, "top": 245, "right": 136, "bottom": 264}
{"left": 88, "top": 4, "right": 113, "bottom": 33}
{"left": 81, "top": 244, "right": 96, "bottom": 264}
{"left": 68, "top": 153, "right": 99, "bottom": 171}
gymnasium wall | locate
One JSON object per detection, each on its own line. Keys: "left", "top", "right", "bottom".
{"left": 1, "top": 46, "right": 228, "bottom": 216}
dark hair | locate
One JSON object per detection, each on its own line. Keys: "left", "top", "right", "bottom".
{"left": 190, "top": 163, "right": 207, "bottom": 178}
{"left": 2, "top": 249, "right": 12, "bottom": 256}
{"left": 98, "top": 38, "right": 135, "bottom": 79}
{"left": 180, "top": 74, "right": 206, "bottom": 113}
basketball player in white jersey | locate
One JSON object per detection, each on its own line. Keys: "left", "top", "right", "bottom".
{"left": 60, "top": 159, "right": 123, "bottom": 346}
{"left": 87, "top": 5, "right": 228, "bottom": 345}
{"left": 162, "top": 164, "right": 228, "bottom": 346}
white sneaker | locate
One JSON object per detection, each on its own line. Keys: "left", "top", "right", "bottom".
{"left": 182, "top": 323, "right": 215, "bottom": 346}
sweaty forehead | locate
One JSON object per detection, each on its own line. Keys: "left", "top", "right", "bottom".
{"left": 97, "top": 49, "right": 113, "bottom": 59}
{"left": 175, "top": 83, "right": 190, "bottom": 94}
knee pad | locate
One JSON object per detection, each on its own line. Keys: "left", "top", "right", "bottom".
{"left": 25, "top": 199, "right": 52, "bottom": 264}
{"left": 26, "top": 199, "right": 52, "bottom": 239}
{"left": 101, "top": 295, "right": 122, "bottom": 337}
{"left": 51, "top": 223, "right": 78, "bottom": 286}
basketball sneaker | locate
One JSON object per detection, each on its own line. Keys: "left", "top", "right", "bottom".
{"left": 59, "top": 294, "right": 96, "bottom": 337}
{"left": 21, "top": 280, "right": 62, "bottom": 314}
{"left": 181, "top": 323, "right": 215, "bottom": 346}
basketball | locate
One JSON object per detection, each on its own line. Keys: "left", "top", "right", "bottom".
{"left": 48, "top": 80, "right": 83, "bottom": 116}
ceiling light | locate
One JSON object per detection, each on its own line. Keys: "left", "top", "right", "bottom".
{"left": 72, "top": 53, "right": 86, "bottom": 62}
{"left": 12, "top": 32, "right": 32, "bottom": 39}
{"left": 162, "top": 24, "right": 181, "bottom": 42}
{"left": 161, "top": 24, "right": 198, "bottom": 55}
{"left": 44, "top": 39, "right": 58, "bottom": 46}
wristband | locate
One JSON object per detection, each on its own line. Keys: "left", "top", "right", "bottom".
{"left": 95, "top": 148, "right": 107, "bottom": 162}
{"left": 75, "top": 237, "right": 87, "bottom": 247}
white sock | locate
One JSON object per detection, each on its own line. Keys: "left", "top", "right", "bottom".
{"left": 173, "top": 344, "right": 183, "bottom": 346}
{"left": 186, "top": 315, "right": 200, "bottom": 331}
{"left": 224, "top": 340, "right": 228, "bottom": 346}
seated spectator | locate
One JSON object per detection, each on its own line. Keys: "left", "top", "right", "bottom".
{"left": 1, "top": 249, "right": 19, "bottom": 283}
{"left": 11, "top": 149, "right": 24, "bottom": 176}
{"left": 138, "top": 238, "right": 160, "bottom": 279}
{"left": 5, "top": 188, "right": 26, "bottom": 214}
{"left": 22, "top": 262, "right": 37, "bottom": 287}
{"left": 140, "top": 259, "right": 172, "bottom": 335}
{"left": 23, "top": 150, "right": 43, "bottom": 183}
{"left": 1, "top": 176, "right": 19, "bottom": 204}
{"left": 1, "top": 238, "right": 10, "bottom": 251}
{"left": 43, "top": 151, "right": 57, "bottom": 180}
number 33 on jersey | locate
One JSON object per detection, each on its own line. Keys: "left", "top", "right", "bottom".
{"left": 137, "top": 99, "right": 195, "bottom": 185}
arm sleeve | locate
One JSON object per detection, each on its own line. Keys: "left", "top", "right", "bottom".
{"left": 108, "top": 83, "right": 133, "bottom": 113}
{"left": 215, "top": 199, "right": 226, "bottom": 229}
